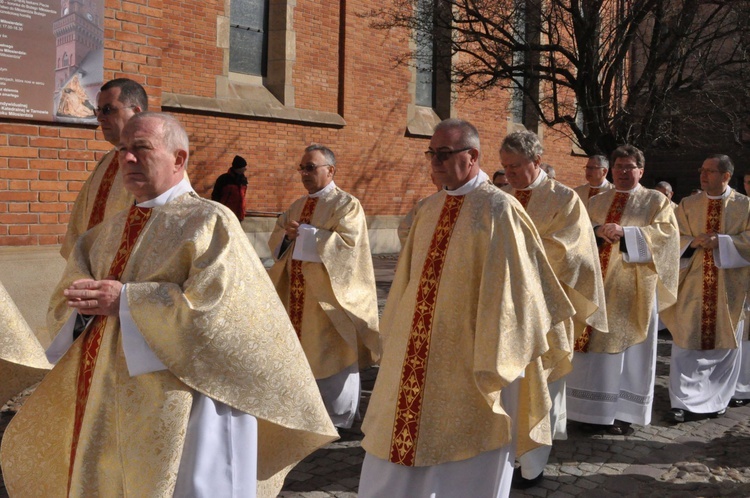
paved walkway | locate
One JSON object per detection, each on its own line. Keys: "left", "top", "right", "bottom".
{"left": 3, "top": 254, "right": 749, "bottom": 497}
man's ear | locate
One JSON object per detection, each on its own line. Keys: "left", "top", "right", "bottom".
{"left": 174, "top": 149, "right": 188, "bottom": 171}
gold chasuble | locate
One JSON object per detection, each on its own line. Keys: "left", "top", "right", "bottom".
{"left": 582, "top": 186, "right": 679, "bottom": 354}
{"left": 0, "top": 280, "right": 51, "bottom": 406}
{"left": 1, "top": 193, "right": 337, "bottom": 497}
{"left": 362, "top": 183, "right": 575, "bottom": 466}
{"left": 574, "top": 182, "right": 614, "bottom": 208}
{"left": 60, "top": 150, "right": 134, "bottom": 259}
{"left": 268, "top": 186, "right": 380, "bottom": 379}
{"left": 661, "top": 190, "right": 750, "bottom": 350}
{"left": 507, "top": 177, "right": 608, "bottom": 346}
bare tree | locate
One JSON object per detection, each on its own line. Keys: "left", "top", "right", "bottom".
{"left": 367, "top": 0, "right": 750, "bottom": 155}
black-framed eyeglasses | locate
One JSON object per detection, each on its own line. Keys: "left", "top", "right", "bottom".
{"left": 94, "top": 104, "right": 137, "bottom": 116}
{"left": 297, "top": 163, "right": 331, "bottom": 173}
{"left": 697, "top": 168, "right": 721, "bottom": 175}
{"left": 424, "top": 147, "right": 472, "bottom": 163}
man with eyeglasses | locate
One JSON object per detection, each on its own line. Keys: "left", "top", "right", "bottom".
{"left": 267, "top": 144, "right": 380, "bottom": 430}
{"left": 660, "top": 154, "right": 750, "bottom": 422}
{"left": 359, "top": 119, "right": 574, "bottom": 497}
{"left": 566, "top": 144, "right": 679, "bottom": 436}
{"left": 60, "top": 78, "right": 147, "bottom": 259}
{"left": 499, "top": 130, "right": 606, "bottom": 489}
{"left": 574, "top": 155, "right": 614, "bottom": 207}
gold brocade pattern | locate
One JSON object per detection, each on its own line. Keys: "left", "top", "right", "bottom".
{"left": 700, "top": 199, "right": 722, "bottom": 349}
{"left": 87, "top": 154, "right": 120, "bottom": 229}
{"left": 2, "top": 194, "right": 337, "bottom": 497}
{"left": 575, "top": 191, "right": 629, "bottom": 352}
{"left": 0, "top": 281, "right": 51, "bottom": 406}
{"left": 582, "top": 187, "right": 679, "bottom": 354}
{"left": 517, "top": 177, "right": 606, "bottom": 377}
{"left": 267, "top": 187, "right": 380, "bottom": 380}
{"left": 68, "top": 206, "right": 152, "bottom": 494}
{"left": 514, "top": 189, "right": 532, "bottom": 209}
{"left": 589, "top": 187, "right": 600, "bottom": 199}
{"left": 289, "top": 197, "right": 319, "bottom": 337}
{"left": 660, "top": 190, "right": 750, "bottom": 350}
{"left": 361, "top": 183, "right": 575, "bottom": 467}
{"left": 60, "top": 150, "right": 134, "bottom": 259}
{"left": 389, "top": 194, "right": 464, "bottom": 466}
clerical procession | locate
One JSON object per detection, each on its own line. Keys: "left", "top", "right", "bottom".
{"left": 0, "top": 73, "right": 748, "bottom": 497}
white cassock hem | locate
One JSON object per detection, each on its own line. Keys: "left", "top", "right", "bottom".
{"left": 735, "top": 340, "right": 750, "bottom": 399}
{"left": 669, "top": 327, "right": 742, "bottom": 413}
{"left": 517, "top": 378, "right": 565, "bottom": 479}
{"left": 566, "top": 298, "right": 659, "bottom": 426}
{"left": 316, "top": 362, "right": 360, "bottom": 428}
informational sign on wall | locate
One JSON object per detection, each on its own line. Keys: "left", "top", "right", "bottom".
{"left": 0, "top": 0, "right": 103, "bottom": 124}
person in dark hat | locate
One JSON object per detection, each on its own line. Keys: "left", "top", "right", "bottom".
{"left": 211, "top": 155, "right": 248, "bottom": 220}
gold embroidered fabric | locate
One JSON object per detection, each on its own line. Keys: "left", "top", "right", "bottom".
{"left": 361, "top": 183, "right": 575, "bottom": 466}
{"left": 585, "top": 187, "right": 679, "bottom": 353}
{"left": 268, "top": 187, "right": 380, "bottom": 379}
{"left": 1, "top": 193, "right": 337, "bottom": 498}
{"left": 512, "top": 177, "right": 608, "bottom": 343}
{"left": 60, "top": 149, "right": 134, "bottom": 259}
{"left": 574, "top": 182, "right": 614, "bottom": 208}
{"left": 661, "top": 190, "right": 750, "bottom": 350}
{"left": 0, "top": 281, "right": 51, "bottom": 406}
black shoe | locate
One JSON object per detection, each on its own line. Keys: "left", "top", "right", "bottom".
{"left": 707, "top": 407, "right": 727, "bottom": 418}
{"left": 667, "top": 408, "right": 685, "bottom": 423}
{"left": 607, "top": 419, "right": 633, "bottom": 435}
{"left": 729, "top": 398, "right": 748, "bottom": 408}
{"left": 511, "top": 467, "right": 544, "bottom": 489}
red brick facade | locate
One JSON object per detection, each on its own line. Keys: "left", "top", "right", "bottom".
{"left": 0, "top": 0, "right": 585, "bottom": 247}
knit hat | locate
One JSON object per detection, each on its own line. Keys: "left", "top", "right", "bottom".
{"left": 232, "top": 155, "right": 247, "bottom": 169}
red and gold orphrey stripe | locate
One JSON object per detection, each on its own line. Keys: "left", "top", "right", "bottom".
{"left": 288, "top": 197, "right": 319, "bottom": 337}
{"left": 514, "top": 189, "right": 533, "bottom": 209}
{"left": 389, "top": 194, "right": 465, "bottom": 466}
{"left": 574, "top": 191, "right": 630, "bottom": 352}
{"left": 588, "top": 187, "right": 600, "bottom": 199}
{"left": 67, "top": 205, "right": 152, "bottom": 495}
{"left": 700, "top": 198, "right": 722, "bottom": 349}
{"left": 87, "top": 154, "right": 120, "bottom": 229}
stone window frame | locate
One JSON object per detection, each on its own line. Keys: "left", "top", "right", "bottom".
{"left": 406, "top": 0, "right": 454, "bottom": 138}
{"left": 162, "top": 0, "right": 345, "bottom": 127}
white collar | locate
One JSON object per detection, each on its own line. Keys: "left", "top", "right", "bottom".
{"left": 615, "top": 184, "right": 641, "bottom": 194}
{"left": 707, "top": 187, "right": 732, "bottom": 200}
{"left": 518, "top": 169, "right": 546, "bottom": 191}
{"left": 137, "top": 178, "right": 194, "bottom": 208}
{"left": 591, "top": 180, "right": 609, "bottom": 188}
{"left": 445, "top": 170, "right": 489, "bottom": 196}
{"left": 308, "top": 181, "right": 336, "bottom": 199}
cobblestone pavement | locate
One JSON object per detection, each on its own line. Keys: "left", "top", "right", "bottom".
{"left": 3, "top": 254, "right": 750, "bottom": 497}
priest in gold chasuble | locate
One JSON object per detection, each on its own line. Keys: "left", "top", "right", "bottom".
{"left": 60, "top": 78, "right": 146, "bottom": 259}
{"left": 359, "top": 119, "right": 575, "bottom": 498}
{"left": 500, "top": 131, "right": 607, "bottom": 485}
{"left": 660, "top": 155, "right": 750, "bottom": 421}
{"left": 573, "top": 155, "right": 614, "bottom": 208}
{"left": 0, "top": 113, "right": 337, "bottom": 498}
{"left": 0, "top": 280, "right": 52, "bottom": 406}
{"left": 566, "top": 145, "right": 679, "bottom": 434}
{"left": 268, "top": 144, "right": 380, "bottom": 429}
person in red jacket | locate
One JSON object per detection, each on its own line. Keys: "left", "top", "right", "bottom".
{"left": 211, "top": 155, "right": 248, "bottom": 220}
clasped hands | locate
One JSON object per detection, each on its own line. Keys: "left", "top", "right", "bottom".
{"left": 284, "top": 220, "right": 301, "bottom": 240}
{"left": 596, "top": 223, "right": 624, "bottom": 244}
{"left": 64, "top": 277, "right": 122, "bottom": 316}
{"left": 690, "top": 232, "right": 719, "bottom": 250}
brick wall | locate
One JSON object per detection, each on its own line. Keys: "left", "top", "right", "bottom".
{"left": 0, "top": 0, "right": 585, "bottom": 247}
